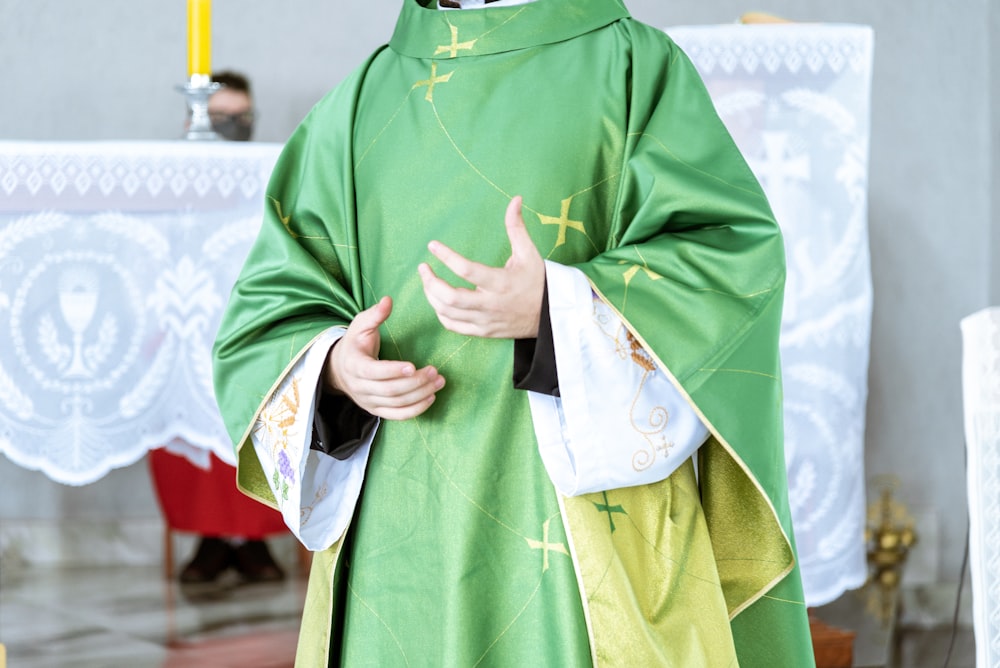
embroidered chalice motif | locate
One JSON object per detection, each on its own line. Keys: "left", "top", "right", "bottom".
{"left": 57, "top": 267, "right": 99, "bottom": 377}
{"left": 39, "top": 266, "right": 118, "bottom": 379}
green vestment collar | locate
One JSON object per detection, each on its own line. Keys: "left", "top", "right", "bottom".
{"left": 390, "top": 0, "right": 630, "bottom": 58}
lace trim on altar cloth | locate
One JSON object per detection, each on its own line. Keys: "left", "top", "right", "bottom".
{"left": 666, "top": 24, "right": 874, "bottom": 76}
{"left": 0, "top": 141, "right": 282, "bottom": 211}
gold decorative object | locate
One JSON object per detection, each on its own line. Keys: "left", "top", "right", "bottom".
{"left": 864, "top": 475, "right": 918, "bottom": 623}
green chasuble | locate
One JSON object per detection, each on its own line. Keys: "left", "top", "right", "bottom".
{"left": 212, "top": 0, "right": 816, "bottom": 666}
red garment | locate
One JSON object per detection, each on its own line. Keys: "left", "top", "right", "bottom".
{"left": 149, "top": 448, "right": 288, "bottom": 539}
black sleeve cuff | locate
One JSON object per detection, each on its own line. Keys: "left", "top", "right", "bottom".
{"left": 513, "top": 282, "right": 560, "bottom": 397}
{"left": 311, "top": 388, "right": 379, "bottom": 461}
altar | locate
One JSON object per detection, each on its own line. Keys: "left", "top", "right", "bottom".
{"left": 0, "top": 141, "right": 281, "bottom": 485}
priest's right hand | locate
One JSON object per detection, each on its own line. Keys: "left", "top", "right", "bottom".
{"left": 323, "top": 296, "right": 445, "bottom": 420}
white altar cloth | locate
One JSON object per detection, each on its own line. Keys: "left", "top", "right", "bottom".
{"left": 0, "top": 141, "right": 281, "bottom": 485}
{"left": 668, "top": 24, "right": 876, "bottom": 606}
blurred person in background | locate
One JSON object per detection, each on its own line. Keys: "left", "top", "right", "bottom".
{"left": 150, "top": 70, "right": 286, "bottom": 585}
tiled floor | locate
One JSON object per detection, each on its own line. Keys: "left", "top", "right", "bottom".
{"left": 895, "top": 626, "right": 976, "bottom": 668}
{"left": 1, "top": 565, "right": 305, "bottom": 667}
{"left": 894, "top": 582, "right": 977, "bottom": 668}
{"left": 0, "top": 564, "right": 979, "bottom": 667}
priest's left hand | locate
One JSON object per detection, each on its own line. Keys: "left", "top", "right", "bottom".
{"left": 419, "top": 196, "right": 544, "bottom": 339}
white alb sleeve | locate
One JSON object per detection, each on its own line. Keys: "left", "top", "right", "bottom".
{"left": 249, "top": 327, "right": 378, "bottom": 550}
{"left": 528, "top": 261, "right": 709, "bottom": 497}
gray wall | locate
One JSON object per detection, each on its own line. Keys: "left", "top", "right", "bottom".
{"left": 1, "top": 0, "right": 995, "bottom": 586}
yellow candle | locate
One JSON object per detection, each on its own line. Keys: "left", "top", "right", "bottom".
{"left": 187, "top": 0, "right": 211, "bottom": 78}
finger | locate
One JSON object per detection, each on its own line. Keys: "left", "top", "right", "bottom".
{"left": 418, "top": 264, "right": 507, "bottom": 336}
{"left": 504, "top": 195, "right": 539, "bottom": 263}
{"left": 426, "top": 240, "right": 498, "bottom": 287}
{"left": 363, "top": 372, "right": 446, "bottom": 409}
{"left": 424, "top": 295, "right": 496, "bottom": 335}
{"left": 505, "top": 195, "right": 524, "bottom": 232}
{"left": 373, "top": 393, "right": 438, "bottom": 421}
{"left": 351, "top": 296, "right": 393, "bottom": 336}
{"left": 343, "top": 296, "right": 393, "bottom": 360}
{"left": 364, "top": 363, "right": 440, "bottom": 392}
{"left": 351, "top": 356, "right": 424, "bottom": 384}
{"left": 431, "top": 312, "right": 495, "bottom": 338}
{"left": 418, "top": 263, "right": 487, "bottom": 313}
{"left": 415, "top": 271, "right": 495, "bottom": 335}
{"left": 359, "top": 367, "right": 444, "bottom": 416}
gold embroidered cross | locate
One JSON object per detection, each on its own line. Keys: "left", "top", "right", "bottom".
{"left": 525, "top": 519, "right": 569, "bottom": 572}
{"left": 412, "top": 62, "right": 455, "bottom": 102}
{"left": 434, "top": 24, "right": 477, "bottom": 58}
{"left": 269, "top": 196, "right": 298, "bottom": 239}
{"left": 620, "top": 261, "right": 663, "bottom": 286}
{"left": 538, "top": 197, "right": 586, "bottom": 247}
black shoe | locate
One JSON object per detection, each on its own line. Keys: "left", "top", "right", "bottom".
{"left": 179, "top": 537, "right": 235, "bottom": 584}
{"left": 233, "top": 540, "right": 286, "bottom": 583}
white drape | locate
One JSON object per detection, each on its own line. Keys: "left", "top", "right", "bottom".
{"left": 667, "top": 24, "right": 876, "bottom": 606}
{"left": 961, "top": 307, "right": 1000, "bottom": 667}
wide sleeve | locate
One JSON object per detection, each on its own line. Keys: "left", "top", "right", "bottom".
{"left": 528, "top": 261, "right": 709, "bottom": 496}
{"left": 571, "top": 27, "right": 810, "bottom": 643}
{"left": 248, "top": 327, "right": 378, "bottom": 550}
{"left": 212, "top": 53, "right": 380, "bottom": 512}
{"left": 580, "top": 32, "right": 786, "bottom": 407}
{"left": 576, "top": 28, "right": 789, "bottom": 506}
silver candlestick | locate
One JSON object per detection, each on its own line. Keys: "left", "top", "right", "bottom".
{"left": 177, "top": 73, "right": 221, "bottom": 140}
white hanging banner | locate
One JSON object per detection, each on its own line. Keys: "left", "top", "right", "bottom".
{"left": 667, "top": 24, "right": 875, "bottom": 606}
